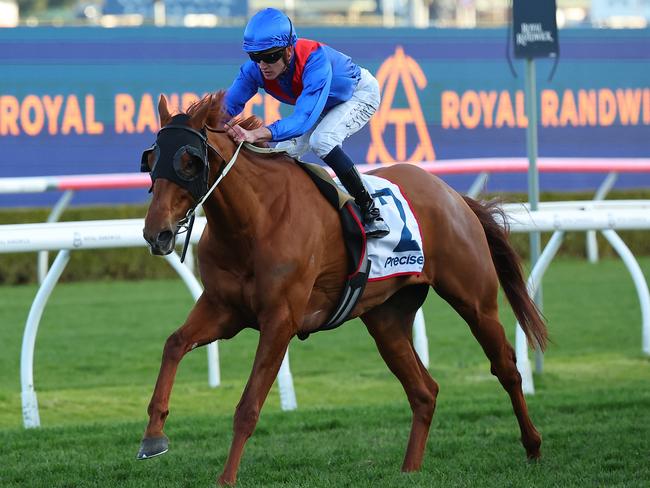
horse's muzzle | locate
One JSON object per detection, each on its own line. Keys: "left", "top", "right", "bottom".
{"left": 143, "top": 228, "right": 175, "bottom": 255}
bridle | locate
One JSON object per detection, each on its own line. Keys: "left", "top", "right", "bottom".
{"left": 141, "top": 118, "right": 244, "bottom": 262}
{"left": 175, "top": 129, "right": 244, "bottom": 262}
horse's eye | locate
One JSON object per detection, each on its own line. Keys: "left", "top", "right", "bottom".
{"left": 176, "top": 151, "right": 202, "bottom": 180}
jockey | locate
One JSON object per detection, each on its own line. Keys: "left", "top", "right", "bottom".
{"left": 224, "top": 8, "right": 389, "bottom": 238}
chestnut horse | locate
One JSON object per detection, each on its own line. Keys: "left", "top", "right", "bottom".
{"left": 138, "top": 92, "right": 547, "bottom": 485}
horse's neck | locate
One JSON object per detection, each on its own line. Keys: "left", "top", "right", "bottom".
{"left": 202, "top": 152, "right": 277, "bottom": 243}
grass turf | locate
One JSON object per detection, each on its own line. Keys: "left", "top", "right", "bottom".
{"left": 1, "top": 257, "right": 649, "bottom": 486}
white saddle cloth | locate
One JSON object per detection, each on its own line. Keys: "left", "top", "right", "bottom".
{"left": 334, "top": 174, "right": 425, "bottom": 280}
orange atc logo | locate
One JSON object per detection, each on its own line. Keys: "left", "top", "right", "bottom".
{"left": 367, "top": 46, "right": 435, "bottom": 164}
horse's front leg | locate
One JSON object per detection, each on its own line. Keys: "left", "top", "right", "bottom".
{"left": 137, "top": 293, "right": 240, "bottom": 460}
{"left": 218, "top": 305, "right": 295, "bottom": 486}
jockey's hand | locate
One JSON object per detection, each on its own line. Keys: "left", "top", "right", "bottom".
{"left": 227, "top": 124, "right": 257, "bottom": 144}
{"left": 226, "top": 123, "right": 273, "bottom": 145}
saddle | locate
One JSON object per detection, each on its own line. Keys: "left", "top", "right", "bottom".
{"left": 243, "top": 143, "right": 370, "bottom": 338}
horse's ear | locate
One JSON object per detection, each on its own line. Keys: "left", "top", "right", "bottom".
{"left": 189, "top": 94, "right": 212, "bottom": 130}
{"left": 158, "top": 94, "right": 172, "bottom": 127}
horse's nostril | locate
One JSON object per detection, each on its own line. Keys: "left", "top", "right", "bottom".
{"left": 157, "top": 230, "right": 174, "bottom": 245}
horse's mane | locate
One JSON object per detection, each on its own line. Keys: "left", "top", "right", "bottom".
{"left": 186, "top": 91, "right": 265, "bottom": 134}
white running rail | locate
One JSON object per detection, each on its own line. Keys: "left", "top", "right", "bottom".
{"left": 4, "top": 201, "right": 650, "bottom": 425}
{"left": 0, "top": 217, "right": 297, "bottom": 428}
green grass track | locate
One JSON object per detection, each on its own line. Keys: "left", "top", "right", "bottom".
{"left": 1, "top": 257, "right": 649, "bottom": 487}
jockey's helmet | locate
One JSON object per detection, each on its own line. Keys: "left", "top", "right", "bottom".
{"left": 243, "top": 8, "right": 297, "bottom": 53}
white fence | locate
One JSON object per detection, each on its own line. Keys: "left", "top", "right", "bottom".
{"left": 503, "top": 201, "right": 650, "bottom": 393}
{"left": 3, "top": 157, "right": 649, "bottom": 280}
{"left": 3, "top": 158, "right": 650, "bottom": 427}
{"left": 0, "top": 217, "right": 296, "bottom": 428}
{"left": 3, "top": 202, "right": 650, "bottom": 427}
{"left": 3, "top": 157, "right": 649, "bottom": 282}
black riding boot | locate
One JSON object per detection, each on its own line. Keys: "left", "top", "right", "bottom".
{"left": 337, "top": 166, "right": 390, "bottom": 239}
{"left": 323, "top": 146, "right": 390, "bottom": 238}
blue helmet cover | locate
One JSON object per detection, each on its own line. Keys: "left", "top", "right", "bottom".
{"left": 243, "top": 8, "right": 297, "bottom": 53}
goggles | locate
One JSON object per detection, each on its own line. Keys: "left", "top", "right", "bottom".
{"left": 248, "top": 48, "right": 285, "bottom": 64}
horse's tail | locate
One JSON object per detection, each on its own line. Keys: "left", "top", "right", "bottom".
{"left": 463, "top": 196, "right": 548, "bottom": 351}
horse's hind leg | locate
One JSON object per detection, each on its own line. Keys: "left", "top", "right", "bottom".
{"left": 435, "top": 277, "right": 542, "bottom": 459}
{"left": 361, "top": 286, "right": 439, "bottom": 472}
{"left": 137, "top": 294, "right": 240, "bottom": 460}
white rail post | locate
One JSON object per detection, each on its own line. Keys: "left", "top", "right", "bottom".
{"left": 38, "top": 190, "right": 74, "bottom": 283}
{"left": 466, "top": 172, "right": 489, "bottom": 199}
{"left": 601, "top": 230, "right": 650, "bottom": 356}
{"left": 515, "top": 230, "right": 565, "bottom": 395}
{"left": 21, "top": 249, "right": 71, "bottom": 428}
{"left": 586, "top": 172, "right": 618, "bottom": 263}
{"left": 164, "top": 252, "right": 220, "bottom": 387}
{"left": 277, "top": 350, "right": 297, "bottom": 411}
{"left": 412, "top": 308, "right": 429, "bottom": 368}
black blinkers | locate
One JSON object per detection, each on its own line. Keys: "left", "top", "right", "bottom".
{"left": 140, "top": 114, "right": 210, "bottom": 202}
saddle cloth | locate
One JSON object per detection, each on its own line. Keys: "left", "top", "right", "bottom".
{"left": 333, "top": 174, "right": 425, "bottom": 280}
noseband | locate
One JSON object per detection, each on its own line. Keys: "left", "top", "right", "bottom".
{"left": 140, "top": 116, "right": 244, "bottom": 262}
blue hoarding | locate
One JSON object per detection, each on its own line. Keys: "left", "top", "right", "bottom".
{"left": 0, "top": 27, "right": 649, "bottom": 206}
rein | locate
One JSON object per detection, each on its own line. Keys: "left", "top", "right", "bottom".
{"left": 177, "top": 127, "right": 244, "bottom": 262}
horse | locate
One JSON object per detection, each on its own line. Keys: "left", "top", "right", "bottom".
{"left": 138, "top": 91, "right": 548, "bottom": 486}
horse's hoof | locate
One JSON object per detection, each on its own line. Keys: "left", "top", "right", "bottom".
{"left": 136, "top": 435, "right": 169, "bottom": 460}
{"left": 217, "top": 475, "right": 236, "bottom": 487}
{"left": 527, "top": 451, "right": 542, "bottom": 462}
